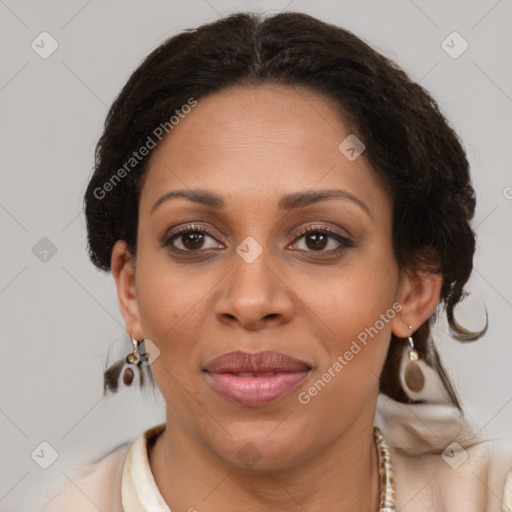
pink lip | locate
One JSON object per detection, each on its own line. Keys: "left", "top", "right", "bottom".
{"left": 204, "top": 350, "right": 311, "bottom": 407}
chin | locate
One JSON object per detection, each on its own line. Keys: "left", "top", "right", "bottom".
{"left": 205, "top": 423, "right": 316, "bottom": 471}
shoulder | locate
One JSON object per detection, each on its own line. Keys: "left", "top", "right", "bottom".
{"left": 391, "top": 436, "right": 512, "bottom": 512}
{"left": 41, "top": 441, "right": 131, "bottom": 512}
{"left": 375, "top": 395, "right": 512, "bottom": 512}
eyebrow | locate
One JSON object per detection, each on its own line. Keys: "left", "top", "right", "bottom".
{"left": 150, "top": 188, "right": 372, "bottom": 218}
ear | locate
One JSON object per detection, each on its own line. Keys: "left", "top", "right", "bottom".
{"left": 391, "top": 269, "right": 443, "bottom": 337}
{"left": 111, "top": 240, "right": 144, "bottom": 340}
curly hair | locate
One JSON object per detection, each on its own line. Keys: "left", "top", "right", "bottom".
{"left": 85, "top": 12, "right": 485, "bottom": 407}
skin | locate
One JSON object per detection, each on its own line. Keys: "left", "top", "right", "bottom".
{"left": 112, "top": 84, "right": 442, "bottom": 511}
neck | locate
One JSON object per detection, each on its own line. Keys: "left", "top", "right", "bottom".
{"left": 149, "top": 412, "right": 380, "bottom": 512}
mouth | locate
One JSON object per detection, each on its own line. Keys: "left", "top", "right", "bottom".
{"left": 203, "top": 350, "right": 312, "bottom": 407}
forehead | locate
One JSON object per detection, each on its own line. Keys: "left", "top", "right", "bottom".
{"left": 140, "top": 84, "right": 389, "bottom": 216}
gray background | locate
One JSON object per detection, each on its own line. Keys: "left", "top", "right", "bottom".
{"left": 1, "top": 1, "right": 511, "bottom": 510}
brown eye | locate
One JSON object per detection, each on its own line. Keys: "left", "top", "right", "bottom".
{"left": 291, "top": 226, "right": 354, "bottom": 253}
{"left": 304, "top": 232, "right": 329, "bottom": 250}
{"left": 180, "top": 232, "right": 206, "bottom": 250}
{"left": 162, "top": 224, "right": 223, "bottom": 252}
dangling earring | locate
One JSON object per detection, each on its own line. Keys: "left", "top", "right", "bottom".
{"left": 403, "top": 325, "right": 424, "bottom": 393}
{"left": 398, "top": 325, "right": 451, "bottom": 404}
{"left": 122, "top": 336, "right": 143, "bottom": 387}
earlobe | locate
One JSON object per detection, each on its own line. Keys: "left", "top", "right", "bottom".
{"left": 111, "top": 240, "right": 144, "bottom": 340}
{"left": 391, "top": 270, "right": 443, "bottom": 337}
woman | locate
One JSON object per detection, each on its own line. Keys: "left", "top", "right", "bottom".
{"left": 42, "top": 11, "right": 512, "bottom": 512}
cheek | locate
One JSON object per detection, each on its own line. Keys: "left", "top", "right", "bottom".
{"left": 134, "top": 258, "right": 206, "bottom": 417}
{"left": 331, "top": 278, "right": 397, "bottom": 344}
{"left": 134, "top": 247, "right": 207, "bottom": 362}
{"left": 301, "top": 250, "right": 399, "bottom": 402}
{"left": 294, "top": 270, "right": 398, "bottom": 438}
{"left": 314, "top": 253, "right": 398, "bottom": 341}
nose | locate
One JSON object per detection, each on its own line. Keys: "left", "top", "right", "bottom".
{"left": 214, "top": 244, "right": 295, "bottom": 331}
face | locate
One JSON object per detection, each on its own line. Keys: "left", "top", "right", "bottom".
{"left": 113, "top": 84, "right": 433, "bottom": 470}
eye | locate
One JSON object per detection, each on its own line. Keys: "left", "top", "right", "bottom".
{"left": 162, "top": 224, "right": 224, "bottom": 252}
{"left": 162, "top": 223, "right": 354, "bottom": 255}
{"left": 289, "top": 225, "right": 354, "bottom": 253}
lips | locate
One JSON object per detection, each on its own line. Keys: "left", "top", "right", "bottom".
{"left": 204, "top": 350, "right": 311, "bottom": 406}
{"left": 204, "top": 350, "right": 311, "bottom": 373}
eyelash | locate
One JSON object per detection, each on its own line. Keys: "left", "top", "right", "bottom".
{"left": 162, "top": 223, "right": 354, "bottom": 255}
{"left": 294, "top": 225, "right": 354, "bottom": 252}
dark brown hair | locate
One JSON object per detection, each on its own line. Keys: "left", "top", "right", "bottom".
{"left": 85, "top": 12, "right": 485, "bottom": 407}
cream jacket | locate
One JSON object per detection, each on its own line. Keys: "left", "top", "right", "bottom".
{"left": 41, "top": 394, "right": 512, "bottom": 512}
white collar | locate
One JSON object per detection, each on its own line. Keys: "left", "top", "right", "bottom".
{"left": 122, "top": 423, "right": 170, "bottom": 512}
